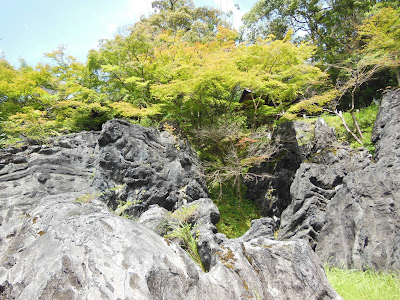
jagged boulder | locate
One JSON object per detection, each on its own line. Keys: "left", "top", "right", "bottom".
{"left": 245, "top": 122, "right": 303, "bottom": 225}
{"left": 0, "top": 119, "right": 341, "bottom": 299}
{"left": 279, "top": 146, "right": 371, "bottom": 250}
{"left": 280, "top": 89, "right": 400, "bottom": 272}
{"left": 95, "top": 119, "right": 209, "bottom": 213}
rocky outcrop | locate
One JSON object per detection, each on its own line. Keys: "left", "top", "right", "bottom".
{"left": 245, "top": 122, "right": 303, "bottom": 225}
{"left": 279, "top": 90, "right": 400, "bottom": 272}
{"left": 95, "top": 120, "right": 209, "bottom": 213}
{"left": 0, "top": 120, "right": 341, "bottom": 299}
{"left": 279, "top": 145, "right": 371, "bottom": 250}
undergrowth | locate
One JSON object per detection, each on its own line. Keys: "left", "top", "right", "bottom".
{"left": 310, "top": 104, "right": 379, "bottom": 153}
{"left": 325, "top": 266, "right": 400, "bottom": 300}
{"left": 210, "top": 182, "right": 261, "bottom": 239}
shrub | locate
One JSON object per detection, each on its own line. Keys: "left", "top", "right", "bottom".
{"left": 305, "top": 103, "right": 379, "bottom": 153}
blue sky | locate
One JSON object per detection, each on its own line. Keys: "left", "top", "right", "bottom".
{"left": 0, "top": 0, "right": 258, "bottom": 67}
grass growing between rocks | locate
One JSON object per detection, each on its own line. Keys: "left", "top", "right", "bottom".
{"left": 165, "top": 221, "right": 205, "bottom": 272}
{"left": 210, "top": 183, "right": 261, "bottom": 239}
{"left": 162, "top": 205, "right": 206, "bottom": 272}
{"left": 325, "top": 266, "right": 400, "bottom": 300}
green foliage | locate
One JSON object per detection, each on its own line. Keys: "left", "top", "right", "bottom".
{"left": 284, "top": 89, "right": 339, "bottom": 120}
{"left": 0, "top": 46, "right": 116, "bottom": 146}
{"left": 73, "top": 193, "right": 96, "bottom": 204}
{"left": 325, "top": 266, "right": 400, "bottom": 300}
{"left": 115, "top": 199, "right": 143, "bottom": 218}
{"left": 210, "top": 182, "right": 261, "bottom": 239}
{"left": 158, "top": 204, "right": 205, "bottom": 271}
{"left": 151, "top": 28, "right": 331, "bottom": 131}
{"left": 0, "top": 1, "right": 333, "bottom": 148}
{"left": 169, "top": 204, "right": 198, "bottom": 223}
{"left": 315, "top": 104, "right": 379, "bottom": 153}
{"left": 357, "top": 6, "right": 400, "bottom": 86}
{"left": 242, "top": 1, "right": 398, "bottom": 64}
{"left": 196, "top": 119, "right": 277, "bottom": 202}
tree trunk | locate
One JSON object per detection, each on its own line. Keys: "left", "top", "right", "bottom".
{"left": 350, "top": 84, "right": 364, "bottom": 141}
{"left": 350, "top": 110, "right": 364, "bottom": 141}
{"left": 236, "top": 175, "right": 242, "bottom": 204}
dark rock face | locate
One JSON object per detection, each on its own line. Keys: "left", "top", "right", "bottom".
{"left": 0, "top": 119, "right": 341, "bottom": 299}
{"left": 280, "top": 90, "right": 400, "bottom": 272}
{"left": 313, "top": 118, "right": 338, "bottom": 153}
{"left": 279, "top": 147, "right": 371, "bottom": 250}
{"left": 245, "top": 122, "right": 303, "bottom": 225}
{"left": 95, "top": 119, "right": 208, "bottom": 213}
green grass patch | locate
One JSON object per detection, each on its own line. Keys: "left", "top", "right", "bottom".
{"left": 210, "top": 183, "right": 261, "bottom": 239}
{"left": 325, "top": 266, "right": 400, "bottom": 300}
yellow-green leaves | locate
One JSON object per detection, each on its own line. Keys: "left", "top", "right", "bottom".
{"left": 357, "top": 6, "right": 400, "bottom": 85}
{"left": 110, "top": 102, "right": 162, "bottom": 119}
{"left": 149, "top": 26, "right": 330, "bottom": 129}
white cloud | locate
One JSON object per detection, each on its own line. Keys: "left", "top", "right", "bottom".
{"left": 95, "top": 0, "right": 154, "bottom": 45}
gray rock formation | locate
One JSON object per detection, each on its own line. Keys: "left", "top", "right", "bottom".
{"left": 279, "top": 89, "right": 400, "bottom": 272}
{"left": 279, "top": 146, "right": 371, "bottom": 250}
{"left": 95, "top": 119, "right": 209, "bottom": 213}
{"left": 245, "top": 122, "right": 303, "bottom": 225}
{"left": 0, "top": 119, "right": 341, "bottom": 299}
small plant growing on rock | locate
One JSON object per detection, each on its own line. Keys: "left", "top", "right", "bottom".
{"left": 73, "top": 193, "right": 95, "bottom": 203}
{"left": 115, "top": 199, "right": 142, "bottom": 219}
{"left": 164, "top": 221, "right": 205, "bottom": 272}
{"left": 162, "top": 205, "right": 205, "bottom": 271}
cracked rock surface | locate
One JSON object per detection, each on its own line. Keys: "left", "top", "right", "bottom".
{"left": 279, "top": 90, "right": 400, "bottom": 272}
{"left": 0, "top": 119, "right": 341, "bottom": 299}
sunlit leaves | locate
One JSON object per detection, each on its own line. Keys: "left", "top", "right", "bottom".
{"left": 150, "top": 27, "right": 330, "bottom": 129}
{"left": 357, "top": 6, "right": 400, "bottom": 84}
{"left": 0, "top": 1, "right": 334, "bottom": 146}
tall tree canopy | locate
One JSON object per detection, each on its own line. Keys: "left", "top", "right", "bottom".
{"left": 242, "top": 0, "right": 399, "bottom": 64}
{"left": 1, "top": 0, "right": 398, "bottom": 150}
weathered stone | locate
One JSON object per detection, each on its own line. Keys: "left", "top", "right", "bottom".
{"left": 94, "top": 119, "right": 209, "bottom": 213}
{"left": 245, "top": 122, "right": 303, "bottom": 225}
{"left": 313, "top": 118, "right": 338, "bottom": 152}
{"left": 280, "top": 89, "right": 400, "bottom": 272}
{"left": 315, "top": 90, "right": 400, "bottom": 271}
{"left": 0, "top": 196, "right": 341, "bottom": 299}
{"left": 239, "top": 217, "right": 275, "bottom": 241}
{"left": 279, "top": 147, "right": 370, "bottom": 250}
{"left": 138, "top": 204, "right": 169, "bottom": 234}
{"left": 0, "top": 119, "right": 341, "bottom": 299}
{"left": 294, "top": 120, "right": 314, "bottom": 157}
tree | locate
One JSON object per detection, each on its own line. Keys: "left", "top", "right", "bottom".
{"left": 152, "top": 0, "right": 194, "bottom": 12}
{"left": 145, "top": 2, "right": 229, "bottom": 42}
{"left": 0, "top": 46, "right": 112, "bottom": 144}
{"left": 242, "top": 0, "right": 399, "bottom": 66}
{"left": 195, "top": 120, "right": 278, "bottom": 200}
{"left": 150, "top": 27, "right": 331, "bottom": 133}
{"left": 357, "top": 6, "right": 400, "bottom": 85}
{"left": 287, "top": 5, "right": 400, "bottom": 145}
{"left": 88, "top": 23, "right": 157, "bottom": 106}
{"left": 331, "top": 5, "right": 400, "bottom": 144}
